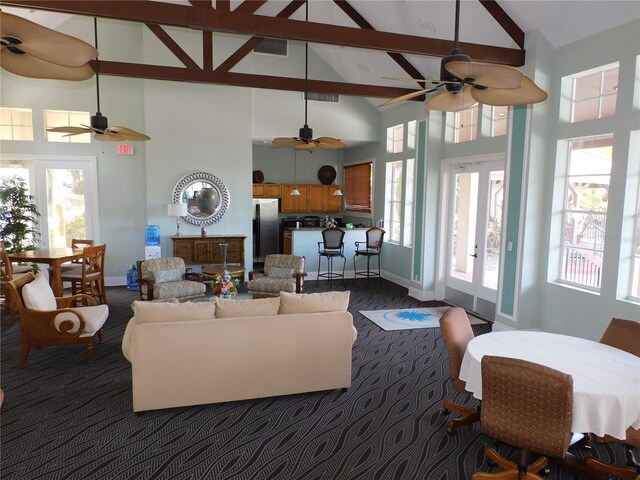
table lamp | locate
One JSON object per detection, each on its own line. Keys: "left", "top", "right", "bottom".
{"left": 167, "top": 203, "right": 188, "bottom": 237}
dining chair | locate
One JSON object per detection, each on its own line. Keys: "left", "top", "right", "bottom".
{"left": 600, "top": 317, "right": 640, "bottom": 357}
{"left": 439, "top": 306, "right": 480, "bottom": 433}
{"left": 472, "top": 355, "right": 574, "bottom": 480}
{"left": 60, "top": 244, "right": 108, "bottom": 305}
{"left": 353, "top": 227, "right": 385, "bottom": 284}
{"left": 6, "top": 272, "right": 109, "bottom": 368}
{"left": 60, "top": 239, "right": 95, "bottom": 273}
{"left": 317, "top": 228, "right": 346, "bottom": 287}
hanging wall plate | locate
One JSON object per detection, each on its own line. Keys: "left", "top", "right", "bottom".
{"left": 318, "top": 165, "right": 337, "bottom": 185}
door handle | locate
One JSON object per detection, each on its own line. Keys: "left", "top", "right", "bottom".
{"left": 469, "top": 253, "right": 478, "bottom": 258}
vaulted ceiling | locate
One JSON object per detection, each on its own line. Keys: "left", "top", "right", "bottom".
{"left": 2, "top": 0, "right": 639, "bottom": 108}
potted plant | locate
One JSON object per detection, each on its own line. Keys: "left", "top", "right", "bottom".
{"left": 0, "top": 175, "right": 41, "bottom": 253}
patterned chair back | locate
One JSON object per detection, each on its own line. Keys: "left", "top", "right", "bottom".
{"left": 140, "top": 257, "right": 186, "bottom": 281}
{"left": 264, "top": 255, "right": 305, "bottom": 276}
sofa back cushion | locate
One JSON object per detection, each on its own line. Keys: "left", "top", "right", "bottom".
{"left": 279, "top": 291, "right": 350, "bottom": 314}
{"left": 215, "top": 296, "right": 280, "bottom": 318}
{"left": 22, "top": 274, "right": 57, "bottom": 311}
{"left": 153, "top": 269, "right": 182, "bottom": 283}
{"left": 140, "top": 257, "right": 186, "bottom": 281}
{"left": 133, "top": 300, "right": 215, "bottom": 324}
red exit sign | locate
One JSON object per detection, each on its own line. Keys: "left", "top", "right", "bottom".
{"left": 118, "top": 144, "right": 134, "bottom": 155}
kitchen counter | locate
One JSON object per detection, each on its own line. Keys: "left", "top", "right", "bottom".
{"left": 284, "top": 227, "right": 370, "bottom": 231}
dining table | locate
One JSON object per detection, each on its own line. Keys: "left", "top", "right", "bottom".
{"left": 459, "top": 330, "right": 640, "bottom": 478}
{"left": 8, "top": 248, "right": 83, "bottom": 297}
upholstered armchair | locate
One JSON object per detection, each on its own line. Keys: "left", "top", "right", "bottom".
{"left": 137, "top": 257, "right": 206, "bottom": 301}
{"left": 248, "top": 254, "right": 306, "bottom": 297}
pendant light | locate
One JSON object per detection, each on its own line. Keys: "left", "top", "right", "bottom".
{"left": 291, "top": 150, "right": 300, "bottom": 196}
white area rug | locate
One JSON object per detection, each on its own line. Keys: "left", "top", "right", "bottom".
{"left": 359, "top": 306, "right": 485, "bottom": 331}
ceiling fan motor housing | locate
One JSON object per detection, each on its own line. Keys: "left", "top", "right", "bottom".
{"left": 91, "top": 113, "right": 108, "bottom": 130}
{"left": 441, "top": 50, "right": 471, "bottom": 89}
{"left": 299, "top": 125, "right": 313, "bottom": 141}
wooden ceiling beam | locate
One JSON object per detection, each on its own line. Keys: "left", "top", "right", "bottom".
{"left": 146, "top": 24, "right": 200, "bottom": 69}
{"left": 0, "top": 0, "right": 525, "bottom": 65}
{"left": 479, "top": 0, "right": 525, "bottom": 49}
{"left": 93, "top": 60, "right": 422, "bottom": 100}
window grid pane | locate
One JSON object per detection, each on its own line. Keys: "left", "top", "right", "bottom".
{"left": 44, "top": 110, "right": 91, "bottom": 143}
{"left": 403, "top": 158, "right": 415, "bottom": 247}
{"left": 454, "top": 105, "right": 478, "bottom": 143}
{"left": 384, "top": 161, "right": 403, "bottom": 244}
{"left": 570, "top": 64, "right": 619, "bottom": 123}
{"left": 0, "top": 108, "right": 33, "bottom": 141}
{"left": 630, "top": 175, "right": 640, "bottom": 301}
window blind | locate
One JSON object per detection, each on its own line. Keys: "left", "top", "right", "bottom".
{"left": 344, "top": 162, "right": 372, "bottom": 213}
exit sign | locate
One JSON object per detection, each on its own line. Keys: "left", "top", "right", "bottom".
{"left": 118, "top": 144, "right": 133, "bottom": 155}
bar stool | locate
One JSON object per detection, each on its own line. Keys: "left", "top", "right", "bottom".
{"left": 353, "top": 227, "right": 385, "bottom": 284}
{"left": 317, "top": 228, "right": 346, "bottom": 287}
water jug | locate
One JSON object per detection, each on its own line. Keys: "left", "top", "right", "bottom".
{"left": 145, "top": 225, "right": 160, "bottom": 245}
{"left": 127, "top": 264, "right": 139, "bottom": 291}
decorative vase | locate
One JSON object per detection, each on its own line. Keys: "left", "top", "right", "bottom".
{"left": 196, "top": 187, "right": 217, "bottom": 214}
{"left": 219, "top": 243, "right": 228, "bottom": 267}
{"left": 221, "top": 292, "right": 232, "bottom": 299}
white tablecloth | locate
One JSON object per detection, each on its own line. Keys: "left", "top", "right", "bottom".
{"left": 459, "top": 331, "right": 640, "bottom": 440}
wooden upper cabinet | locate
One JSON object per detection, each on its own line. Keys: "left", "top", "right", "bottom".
{"left": 281, "top": 185, "right": 309, "bottom": 212}
{"left": 325, "top": 186, "right": 342, "bottom": 213}
{"left": 253, "top": 184, "right": 281, "bottom": 198}
{"left": 308, "top": 185, "right": 342, "bottom": 213}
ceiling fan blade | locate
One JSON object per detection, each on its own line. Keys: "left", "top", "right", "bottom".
{"left": 378, "top": 88, "right": 436, "bottom": 107}
{"left": 93, "top": 132, "right": 127, "bottom": 142}
{"left": 47, "top": 126, "right": 92, "bottom": 136}
{"left": 314, "top": 137, "right": 347, "bottom": 149}
{"left": 0, "top": 50, "right": 94, "bottom": 80}
{"left": 426, "top": 85, "right": 477, "bottom": 112}
{"left": 384, "top": 76, "right": 457, "bottom": 85}
{"left": 0, "top": 12, "right": 98, "bottom": 67}
{"left": 108, "top": 126, "right": 151, "bottom": 141}
{"left": 470, "top": 76, "right": 548, "bottom": 106}
{"left": 272, "top": 137, "right": 303, "bottom": 147}
{"left": 294, "top": 142, "right": 317, "bottom": 151}
{"left": 445, "top": 61, "right": 524, "bottom": 89}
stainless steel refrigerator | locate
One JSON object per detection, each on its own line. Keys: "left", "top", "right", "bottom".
{"left": 252, "top": 198, "right": 279, "bottom": 263}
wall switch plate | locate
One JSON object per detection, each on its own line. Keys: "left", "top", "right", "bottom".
{"left": 507, "top": 242, "right": 513, "bottom": 252}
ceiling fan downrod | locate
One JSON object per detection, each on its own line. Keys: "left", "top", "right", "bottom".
{"left": 90, "top": 17, "right": 107, "bottom": 131}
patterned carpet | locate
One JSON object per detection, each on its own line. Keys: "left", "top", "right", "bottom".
{"left": 0, "top": 280, "right": 624, "bottom": 479}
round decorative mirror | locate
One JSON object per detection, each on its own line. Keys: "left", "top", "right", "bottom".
{"left": 172, "top": 171, "right": 230, "bottom": 226}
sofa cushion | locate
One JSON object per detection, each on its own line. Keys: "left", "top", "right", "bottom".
{"left": 247, "top": 277, "right": 297, "bottom": 293}
{"left": 153, "top": 280, "right": 207, "bottom": 300}
{"left": 133, "top": 300, "right": 215, "bottom": 324}
{"left": 22, "top": 275, "right": 57, "bottom": 311}
{"left": 215, "top": 297, "right": 280, "bottom": 318}
{"left": 279, "top": 291, "right": 350, "bottom": 314}
{"left": 268, "top": 267, "right": 294, "bottom": 279}
{"left": 55, "top": 304, "right": 109, "bottom": 336}
{"left": 153, "top": 269, "right": 182, "bottom": 283}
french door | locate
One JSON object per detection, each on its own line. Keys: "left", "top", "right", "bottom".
{"left": 445, "top": 160, "right": 504, "bottom": 316}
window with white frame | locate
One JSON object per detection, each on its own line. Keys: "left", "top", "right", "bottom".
{"left": 44, "top": 110, "right": 91, "bottom": 143}
{"left": 407, "top": 120, "right": 417, "bottom": 150}
{"left": 491, "top": 106, "right": 508, "bottom": 137}
{"left": 454, "top": 105, "right": 478, "bottom": 143}
{"left": 559, "top": 136, "right": 612, "bottom": 291}
{"left": 0, "top": 108, "right": 34, "bottom": 141}
{"left": 630, "top": 178, "right": 640, "bottom": 301}
{"left": 384, "top": 161, "right": 403, "bottom": 243}
{"left": 387, "top": 124, "right": 404, "bottom": 153}
{"left": 403, "top": 158, "right": 415, "bottom": 247}
{"left": 569, "top": 63, "right": 619, "bottom": 123}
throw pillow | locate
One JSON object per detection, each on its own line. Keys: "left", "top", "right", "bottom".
{"left": 215, "top": 297, "right": 280, "bottom": 318}
{"left": 153, "top": 269, "right": 182, "bottom": 284}
{"left": 279, "top": 291, "right": 350, "bottom": 314}
{"left": 267, "top": 267, "right": 294, "bottom": 279}
{"left": 133, "top": 300, "right": 215, "bottom": 324}
{"left": 22, "top": 275, "right": 57, "bottom": 311}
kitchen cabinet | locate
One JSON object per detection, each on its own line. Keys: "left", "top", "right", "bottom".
{"left": 280, "top": 185, "right": 309, "bottom": 212}
{"left": 172, "top": 236, "right": 245, "bottom": 265}
{"left": 252, "top": 184, "right": 281, "bottom": 198}
{"left": 308, "top": 185, "right": 342, "bottom": 213}
{"left": 283, "top": 231, "right": 292, "bottom": 254}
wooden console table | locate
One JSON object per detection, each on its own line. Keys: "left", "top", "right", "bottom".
{"left": 171, "top": 235, "right": 246, "bottom": 265}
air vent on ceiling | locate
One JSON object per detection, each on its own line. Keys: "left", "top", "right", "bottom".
{"left": 253, "top": 38, "right": 288, "bottom": 56}
{"left": 304, "top": 92, "right": 340, "bottom": 103}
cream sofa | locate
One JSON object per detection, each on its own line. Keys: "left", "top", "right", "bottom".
{"left": 122, "top": 291, "right": 356, "bottom": 413}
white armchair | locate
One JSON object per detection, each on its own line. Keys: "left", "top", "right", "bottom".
{"left": 137, "top": 257, "right": 206, "bottom": 301}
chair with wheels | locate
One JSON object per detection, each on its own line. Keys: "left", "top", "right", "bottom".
{"left": 472, "top": 355, "right": 574, "bottom": 479}
{"left": 317, "top": 228, "right": 346, "bottom": 287}
{"left": 353, "top": 227, "right": 384, "bottom": 284}
{"left": 439, "top": 306, "right": 481, "bottom": 433}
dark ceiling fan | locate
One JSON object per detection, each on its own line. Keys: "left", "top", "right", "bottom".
{"left": 380, "top": 0, "right": 547, "bottom": 111}
{"left": 48, "top": 18, "right": 150, "bottom": 142}
{"left": 0, "top": 11, "right": 97, "bottom": 80}
{"left": 272, "top": 1, "right": 346, "bottom": 151}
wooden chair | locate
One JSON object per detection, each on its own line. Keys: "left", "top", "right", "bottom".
{"left": 353, "top": 227, "right": 385, "bottom": 284}
{"left": 472, "top": 355, "right": 574, "bottom": 479}
{"left": 600, "top": 317, "right": 640, "bottom": 356}
{"left": 6, "top": 272, "right": 109, "bottom": 368}
{"left": 439, "top": 307, "right": 480, "bottom": 433}
{"left": 1, "top": 248, "right": 32, "bottom": 326}
{"left": 60, "top": 239, "right": 95, "bottom": 273}
{"left": 60, "top": 244, "right": 108, "bottom": 305}
{"left": 317, "top": 228, "right": 346, "bottom": 286}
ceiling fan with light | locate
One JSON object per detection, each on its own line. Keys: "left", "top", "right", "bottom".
{"left": 380, "top": 0, "right": 547, "bottom": 112}
{"left": 48, "top": 18, "right": 150, "bottom": 142}
{"left": 272, "top": 1, "right": 346, "bottom": 152}
{"left": 0, "top": 11, "right": 98, "bottom": 80}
